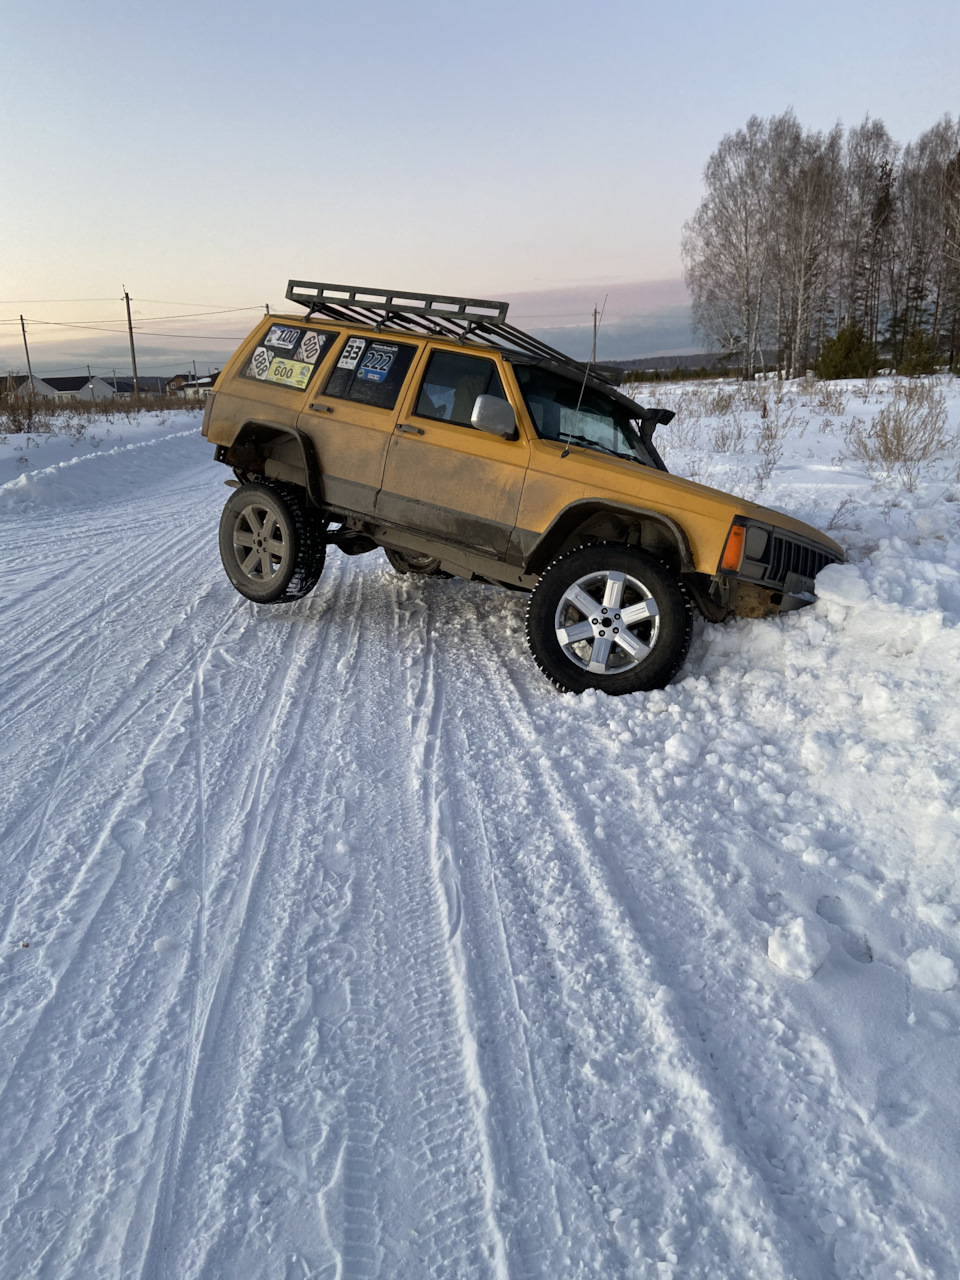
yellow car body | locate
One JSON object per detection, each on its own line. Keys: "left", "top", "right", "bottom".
{"left": 204, "top": 307, "right": 842, "bottom": 625}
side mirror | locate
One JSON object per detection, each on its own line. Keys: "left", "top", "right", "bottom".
{"left": 470, "top": 394, "right": 516, "bottom": 438}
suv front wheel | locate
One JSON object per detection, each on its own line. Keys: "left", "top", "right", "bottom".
{"left": 218, "top": 482, "right": 326, "bottom": 603}
{"left": 526, "top": 544, "right": 692, "bottom": 694}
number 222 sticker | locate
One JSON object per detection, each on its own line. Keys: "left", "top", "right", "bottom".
{"left": 356, "top": 346, "right": 396, "bottom": 383}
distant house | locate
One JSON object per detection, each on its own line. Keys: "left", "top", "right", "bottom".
{"left": 8, "top": 374, "right": 116, "bottom": 401}
{"left": 167, "top": 371, "right": 220, "bottom": 399}
{"left": 102, "top": 376, "right": 169, "bottom": 397}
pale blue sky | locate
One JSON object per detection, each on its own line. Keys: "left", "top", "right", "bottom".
{"left": 2, "top": 0, "right": 958, "bottom": 374}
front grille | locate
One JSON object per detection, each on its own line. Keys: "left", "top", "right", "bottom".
{"left": 768, "top": 535, "right": 838, "bottom": 586}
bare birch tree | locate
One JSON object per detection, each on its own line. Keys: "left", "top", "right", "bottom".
{"left": 682, "top": 111, "right": 960, "bottom": 374}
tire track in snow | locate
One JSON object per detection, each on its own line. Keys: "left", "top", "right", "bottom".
{"left": 0, "top": 499, "right": 220, "bottom": 866}
{"left": 400, "top": 596, "right": 510, "bottom": 1280}
{"left": 133, "top": 557, "right": 389, "bottom": 1279}
{"left": 137, "top": 603, "right": 337, "bottom": 1280}
{"left": 0, "top": 604, "right": 272, "bottom": 1279}
{"left": 455, "top": 618, "right": 801, "bottom": 1279}
{"left": 541, "top": 681, "right": 955, "bottom": 1279}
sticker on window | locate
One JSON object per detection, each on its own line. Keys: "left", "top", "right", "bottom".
{"left": 249, "top": 346, "right": 274, "bottom": 380}
{"left": 263, "top": 324, "right": 302, "bottom": 351}
{"left": 243, "top": 326, "right": 339, "bottom": 389}
{"left": 338, "top": 336, "right": 366, "bottom": 370}
{"left": 357, "top": 344, "right": 397, "bottom": 384}
{"left": 260, "top": 357, "right": 314, "bottom": 390}
{"left": 295, "top": 331, "right": 326, "bottom": 364}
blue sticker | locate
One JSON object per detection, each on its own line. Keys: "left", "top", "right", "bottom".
{"left": 356, "top": 345, "right": 396, "bottom": 383}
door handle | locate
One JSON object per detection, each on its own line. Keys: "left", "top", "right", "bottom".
{"left": 396, "top": 423, "right": 424, "bottom": 435}
{"left": 309, "top": 402, "right": 334, "bottom": 413}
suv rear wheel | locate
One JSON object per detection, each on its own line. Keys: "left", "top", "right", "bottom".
{"left": 526, "top": 544, "right": 692, "bottom": 694}
{"left": 219, "top": 482, "right": 325, "bottom": 603}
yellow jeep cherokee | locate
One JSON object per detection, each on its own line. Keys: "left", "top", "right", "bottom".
{"left": 202, "top": 281, "right": 843, "bottom": 695}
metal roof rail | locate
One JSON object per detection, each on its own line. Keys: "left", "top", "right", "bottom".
{"left": 284, "top": 279, "right": 623, "bottom": 386}
{"left": 286, "top": 281, "right": 509, "bottom": 325}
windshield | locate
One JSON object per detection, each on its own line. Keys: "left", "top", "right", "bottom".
{"left": 511, "top": 364, "right": 654, "bottom": 466}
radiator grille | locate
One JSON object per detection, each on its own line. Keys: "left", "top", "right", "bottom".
{"left": 768, "top": 535, "right": 838, "bottom": 586}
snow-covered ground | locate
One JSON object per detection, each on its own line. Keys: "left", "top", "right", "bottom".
{"left": 1, "top": 380, "right": 959, "bottom": 1279}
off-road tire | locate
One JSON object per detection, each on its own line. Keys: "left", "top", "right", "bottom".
{"left": 219, "top": 482, "right": 326, "bottom": 603}
{"left": 384, "top": 548, "right": 449, "bottom": 577}
{"left": 526, "top": 543, "right": 692, "bottom": 695}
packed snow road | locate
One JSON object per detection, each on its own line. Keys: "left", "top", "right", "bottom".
{"left": 1, "top": 397, "right": 959, "bottom": 1279}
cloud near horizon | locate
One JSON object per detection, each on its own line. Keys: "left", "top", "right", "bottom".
{"left": 1, "top": 280, "right": 696, "bottom": 378}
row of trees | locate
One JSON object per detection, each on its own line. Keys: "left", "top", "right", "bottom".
{"left": 681, "top": 111, "right": 960, "bottom": 378}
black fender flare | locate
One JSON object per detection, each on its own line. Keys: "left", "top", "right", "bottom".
{"left": 522, "top": 499, "right": 694, "bottom": 576}
{"left": 220, "top": 421, "right": 324, "bottom": 509}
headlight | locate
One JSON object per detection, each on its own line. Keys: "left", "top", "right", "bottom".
{"left": 744, "top": 526, "right": 768, "bottom": 560}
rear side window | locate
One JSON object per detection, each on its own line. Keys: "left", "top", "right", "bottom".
{"left": 323, "top": 337, "right": 416, "bottom": 410}
{"left": 414, "top": 351, "right": 507, "bottom": 426}
{"left": 242, "top": 325, "right": 339, "bottom": 390}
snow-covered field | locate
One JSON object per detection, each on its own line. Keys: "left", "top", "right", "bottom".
{"left": 1, "top": 380, "right": 959, "bottom": 1279}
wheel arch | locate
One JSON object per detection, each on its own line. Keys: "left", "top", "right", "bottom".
{"left": 524, "top": 500, "right": 694, "bottom": 578}
{"left": 214, "top": 421, "right": 323, "bottom": 508}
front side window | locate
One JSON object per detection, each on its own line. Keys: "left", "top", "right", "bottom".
{"left": 512, "top": 364, "right": 653, "bottom": 466}
{"left": 323, "top": 337, "right": 417, "bottom": 410}
{"left": 414, "top": 351, "right": 507, "bottom": 426}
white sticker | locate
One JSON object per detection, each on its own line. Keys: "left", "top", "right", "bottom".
{"left": 337, "top": 336, "right": 366, "bottom": 370}
{"left": 264, "top": 324, "right": 301, "bottom": 350}
{"left": 295, "top": 331, "right": 325, "bottom": 365}
{"left": 249, "top": 346, "right": 274, "bottom": 380}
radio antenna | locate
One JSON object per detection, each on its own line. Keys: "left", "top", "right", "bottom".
{"left": 561, "top": 293, "right": 608, "bottom": 458}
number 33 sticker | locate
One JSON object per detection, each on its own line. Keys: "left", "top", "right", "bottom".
{"left": 337, "top": 336, "right": 366, "bottom": 370}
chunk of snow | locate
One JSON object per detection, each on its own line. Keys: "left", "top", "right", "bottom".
{"left": 815, "top": 563, "right": 871, "bottom": 607}
{"left": 153, "top": 935, "right": 178, "bottom": 955}
{"left": 906, "top": 947, "right": 958, "bottom": 992}
{"left": 663, "top": 731, "right": 701, "bottom": 767}
{"left": 767, "top": 917, "right": 830, "bottom": 979}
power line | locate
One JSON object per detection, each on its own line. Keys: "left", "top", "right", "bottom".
{"left": 0, "top": 296, "right": 243, "bottom": 307}
{"left": 1, "top": 307, "right": 263, "bottom": 331}
{"left": 0, "top": 297, "right": 120, "bottom": 304}
{"left": 130, "top": 331, "right": 246, "bottom": 340}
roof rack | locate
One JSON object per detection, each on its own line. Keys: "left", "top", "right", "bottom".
{"left": 284, "top": 279, "right": 623, "bottom": 385}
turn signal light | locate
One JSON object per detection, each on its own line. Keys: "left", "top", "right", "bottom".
{"left": 720, "top": 522, "right": 746, "bottom": 573}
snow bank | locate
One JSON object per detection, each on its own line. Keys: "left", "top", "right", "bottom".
{"left": 0, "top": 411, "right": 202, "bottom": 509}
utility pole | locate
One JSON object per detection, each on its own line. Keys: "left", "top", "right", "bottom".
{"left": 20, "top": 315, "right": 34, "bottom": 386}
{"left": 124, "top": 289, "right": 140, "bottom": 399}
{"left": 592, "top": 305, "right": 598, "bottom": 365}
{"left": 265, "top": 303, "right": 270, "bottom": 315}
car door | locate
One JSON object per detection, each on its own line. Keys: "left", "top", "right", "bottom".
{"left": 375, "top": 348, "right": 530, "bottom": 557}
{"left": 297, "top": 334, "right": 419, "bottom": 516}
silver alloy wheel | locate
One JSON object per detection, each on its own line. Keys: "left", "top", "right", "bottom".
{"left": 231, "top": 502, "right": 291, "bottom": 583}
{"left": 554, "top": 569, "right": 660, "bottom": 675}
